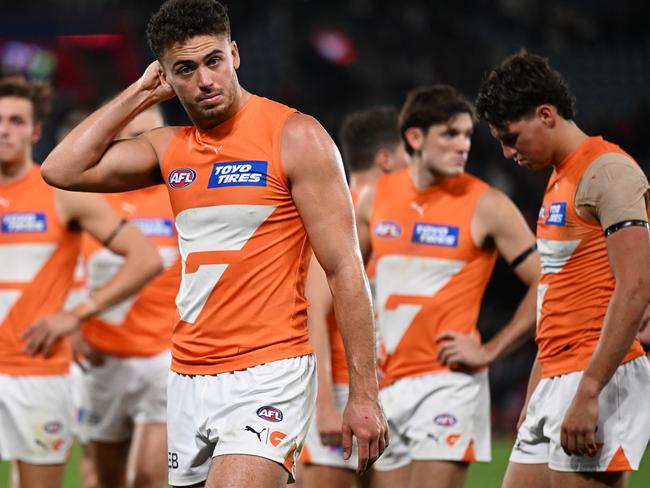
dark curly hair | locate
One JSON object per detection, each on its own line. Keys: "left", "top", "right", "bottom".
{"left": 476, "top": 50, "right": 576, "bottom": 131}
{"left": 0, "top": 76, "right": 52, "bottom": 125}
{"left": 339, "top": 106, "right": 401, "bottom": 172}
{"left": 146, "top": 0, "right": 231, "bottom": 59}
{"left": 399, "top": 84, "right": 476, "bottom": 156}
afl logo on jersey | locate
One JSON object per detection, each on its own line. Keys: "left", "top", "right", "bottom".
{"left": 257, "top": 406, "right": 283, "bottom": 423}
{"left": 374, "top": 220, "right": 402, "bottom": 239}
{"left": 168, "top": 168, "right": 196, "bottom": 189}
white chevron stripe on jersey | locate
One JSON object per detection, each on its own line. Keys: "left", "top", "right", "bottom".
{"left": 0, "top": 243, "right": 57, "bottom": 325}
{"left": 376, "top": 255, "right": 466, "bottom": 353}
{"left": 174, "top": 204, "right": 276, "bottom": 324}
{"left": 0, "top": 290, "right": 21, "bottom": 324}
{"left": 537, "top": 238, "right": 580, "bottom": 275}
{"left": 0, "top": 243, "right": 56, "bottom": 281}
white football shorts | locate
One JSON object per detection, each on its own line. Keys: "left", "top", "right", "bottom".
{"left": 510, "top": 355, "right": 650, "bottom": 472}
{"left": 167, "top": 354, "right": 316, "bottom": 486}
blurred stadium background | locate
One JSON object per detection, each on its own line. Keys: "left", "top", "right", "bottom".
{"left": 1, "top": 0, "right": 649, "bottom": 485}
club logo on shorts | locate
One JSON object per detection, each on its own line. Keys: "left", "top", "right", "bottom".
{"left": 374, "top": 220, "right": 402, "bottom": 239}
{"left": 446, "top": 433, "right": 461, "bottom": 446}
{"left": 168, "top": 167, "right": 197, "bottom": 188}
{"left": 43, "top": 420, "right": 63, "bottom": 434}
{"left": 256, "top": 406, "right": 283, "bottom": 422}
{"left": 269, "top": 430, "right": 286, "bottom": 446}
{"left": 1, "top": 212, "right": 47, "bottom": 233}
{"left": 433, "top": 413, "right": 458, "bottom": 427}
{"left": 412, "top": 223, "right": 459, "bottom": 247}
{"left": 208, "top": 161, "right": 268, "bottom": 188}
{"left": 545, "top": 202, "right": 567, "bottom": 226}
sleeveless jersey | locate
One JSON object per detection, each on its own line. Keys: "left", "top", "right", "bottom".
{"left": 0, "top": 165, "right": 80, "bottom": 375}
{"left": 370, "top": 169, "right": 497, "bottom": 387}
{"left": 81, "top": 186, "right": 180, "bottom": 357}
{"left": 536, "top": 136, "right": 645, "bottom": 378}
{"left": 160, "top": 95, "right": 313, "bottom": 374}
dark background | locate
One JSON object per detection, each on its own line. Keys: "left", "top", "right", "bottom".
{"left": 3, "top": 0, "right": 649, "bottom": 434}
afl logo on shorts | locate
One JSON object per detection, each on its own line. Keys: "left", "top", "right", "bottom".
{"left": 168, "top": 167, "right": 196, "bottom": 189}
{"left": 374, "top": 220, "right": 402, "bottom": 239}
{"left": 257, "top": 406, "right": 283, "bottom": 422}
{"left": 433, "top": 413, "right": 457, "bottom": 427}
{"left": 43, "top": 420, "right": 63, "bottom": 434}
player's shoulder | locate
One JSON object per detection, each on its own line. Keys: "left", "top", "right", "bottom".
{"left": 474, "top": 184, "right": 519, "bottom": 224}
{"left": 282, "top": 112, "right": 325, "bottom": 141}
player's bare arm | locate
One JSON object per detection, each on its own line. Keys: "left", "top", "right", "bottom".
{"left": 22, "top": 190, "right": 163, "bottom": 356}
{"left": 282, "top": 112, "right": 388, "bottom": 474}
{"left": 437, "top": 188, "right": 539, "bottom": 368}
{"left": 41, "top": 61, "right": 177, "bottom": 192}
{"left": 306, "top": 255, "right": 343, "bottom": 447}
{"left": 354, "top": 184, "right": 376, "bottom": 265}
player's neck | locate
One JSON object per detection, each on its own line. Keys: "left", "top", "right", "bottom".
{"left": 409, "top": 157, "right": 449, "bottom": 190}
{"left": 551, "top": 120, "right": 588, "bottom": 167}
{"left": 0, "top": 156, "right": 33, "bottom": 185}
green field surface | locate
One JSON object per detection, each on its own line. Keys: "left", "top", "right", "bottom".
{"left": 1, "top": 439, "right": 649, "bottom": 487}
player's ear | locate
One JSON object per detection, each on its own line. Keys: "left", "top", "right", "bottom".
{"left": 374, "top": 147, "right": 391, "bottom": 172}
{"left": 404, "top": 127, "right": 424, "bottom": 154}
{"left": 536, "top": 104, "right": 556, "bottom": 128}
{"left": 31, "top": 124, "right": 42, "bottom": 145}
{"left": 231, "top": 41, "right": 240, "bottom": 70}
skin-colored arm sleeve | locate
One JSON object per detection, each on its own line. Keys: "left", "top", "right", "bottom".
{"left": 575, "top": 153, "right": 650, "bottom": 230}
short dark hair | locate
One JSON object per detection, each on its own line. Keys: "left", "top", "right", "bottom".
{"left": 476, "top": 50, "right": 576, "bottom": 131}
{"left": 399, "top": 84, "right": 476, "bottom": 156}
{"left": 0, "top": 76, "right": 52, "bottom": 125}
{"left": 339, "top": 107, "right": 401, "bottom": 172}
{"left": 146, "top": 0, "right": 231, "bottom": 59}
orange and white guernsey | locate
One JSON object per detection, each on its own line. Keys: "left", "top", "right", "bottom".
{"left": 536, "top": 136, "right": 645, "bottom": 378}
{"left": 81, "top": 186, "right": 180, "bottom": 357}
{"left": 160, "top": 95, "right": 313, "bottom": 375}
{"left": 0, "top": 165, "right": 79, "bottom": 375}
{"left": 370, "top": 169, "right": 497, "bottom": 387}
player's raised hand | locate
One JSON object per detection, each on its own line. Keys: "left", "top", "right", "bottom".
{"left": 21, "top": 311, "right": 80, "bottom": 357}
{"left": 137, "top": 61, "right": 176, "bottom": 103}
{"left": 436, "top": 331, "right": 489, "bottom": 368}
{"left": 341, "top": 393, "right": 389, "bottom": 474}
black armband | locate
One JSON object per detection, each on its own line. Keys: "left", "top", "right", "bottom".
{"left": 604, "top": 220, "right": 648, "bottom": 237}
{"left": 509, "top": 243, "right": 537, "bottom": 269}
{"left": 102, "top": 218, "right": 129, "bottom": 247}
